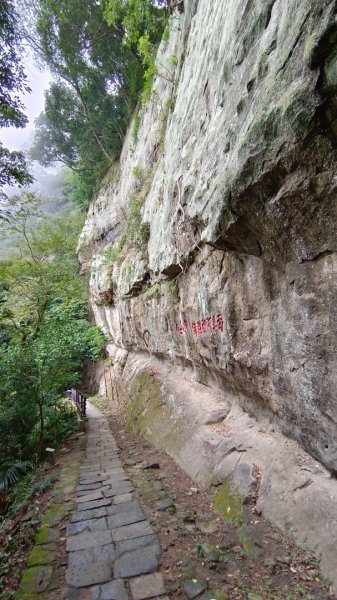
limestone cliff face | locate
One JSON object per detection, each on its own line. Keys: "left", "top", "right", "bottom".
{"left": 80, "top": 1, "right": 337, "bottom": 478}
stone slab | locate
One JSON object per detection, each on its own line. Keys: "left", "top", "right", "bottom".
{"left": 111, "top": 521, "right": 153, "bottom": 542}
{"left": 89, "top": 579, "right": 128, "bottom": 600}
{"left": 129, "top": 573, "right": 166, "bottom": 600}
{"left": 71, "top": 507, "right": 107, "bottom": 522}
{"left": 68, "top": 544, "right": 115, "bottom": 569}
{"left": 79, "top": 475, "right": 107, "bottom": 485}
{"left": 77, "top": 490, "right": 104, "bottom": 504}
{"left": 113, "top": 544, "right": 159, "bottom": 578}
{"left": 102, "top": 472, "right": 129, "bottom": 483}
{"left": 113, "top": 493, "right": 133, "bottom": 504}
{"left": 107, "top": 507, "right": 144, "bottom": 529}
{"left": 66, "top": 530, "right": 112, "bottom": 551}
{"left": 66, "top": 562, "right": 112, "bottom": 587}
{"left": 103, "top": 481, "right": 135, "bottom": 497}
{"left": 67, "top": 517, "right": 107, "bottom": 535}
{"left": 106, "top": 500, "right": 142, "bottom": 516}
{"left": 116, "top": 534, "right": 160, "bottom": 556}
{"left": 78, "top": 498, "right": 112, "bottom": 512}
{"left": 77, "top": 482, "right": 103, "bottom": 492}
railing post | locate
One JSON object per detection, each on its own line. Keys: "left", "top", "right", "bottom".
{"left": 66, "top": 388, "right": 86, "bottom": 417}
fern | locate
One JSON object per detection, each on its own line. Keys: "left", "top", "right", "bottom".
{"left": 0, "top": 461, "right": 31, "bottom": 491}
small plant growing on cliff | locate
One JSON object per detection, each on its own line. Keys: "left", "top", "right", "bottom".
{"left": 104, "top": 245, "right": 123, "bottom": 263}
{"left": 132, "top": 113, "right": 141, "bottom": 143}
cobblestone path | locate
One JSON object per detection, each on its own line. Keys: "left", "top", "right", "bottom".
{"left": 64, "top": 402, "right": 168, "bottom": 600}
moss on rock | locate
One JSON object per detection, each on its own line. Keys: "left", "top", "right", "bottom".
{"left": 213, "top": 482, "right": 243, "bottom": 525}
{"left": 18, "top": 565, "right": 53, "bottom": 594}
{"left": 27, "top": 544, "right": 56, "bottom": 567}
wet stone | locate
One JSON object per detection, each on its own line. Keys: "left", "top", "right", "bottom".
{"left": 71, "top": 507, "right": 107, "bottom": 522}
{"left": 77, "top": 490, "right": 104, "bottom": 503}
{"left": 113, "top": 493, "right": 133, "bottom": 504}
{"left": 78, "top": 498, "right": 112, "bottom": 512}
{"left": 66, "top": 530, "right": 112, "bottom": 551}
{"left": 80, "top": 475, "right": 107, "bottom": 485}
{"left": 198, "top": 543, "right": 221, "bottom": 562}
{"left": 111, "top": 521, "right": 153, "bottom": 542}
{"left": 129, "top": 572, "right": 166, "bottom": 600}
{"left": 66, "top": 562, "right": 112, "bottom": 587}
{"left": 68, "top": 544, "right": 115, "bottom": 568}
{"left": 103, "top": 481, "right": 135, "bottom": 497}
{"left": 113, "top": 544, "right": 160, "bottom": 578}
{"left": 103, "top": 472, "right": 129, "bottom": 483}
{"left": 67, "top": 517, "right": 107, "bottom": 535}
{"left": 89, "top": 579, "right": 128, "bottom": 600}
{"left": 116, "top": 534, "right": 160, "bottom": 557}
{"left": 155, "top": 497, "right": 174, "bottom": 511}
{"left": 106, "top": 499, "right": 140, "bottom": 515}
{"left": 184, "top": 578, "right": 208, "bottom": 599}
{"left": 77, "top": 482, "right": 103, "bottom": 492}
{"left": 107, "top": 507, "right": 144, "bottom": 529}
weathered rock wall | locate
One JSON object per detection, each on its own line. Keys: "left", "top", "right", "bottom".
{"left": 80, "top": 0, "right": 337, "bottom": 474}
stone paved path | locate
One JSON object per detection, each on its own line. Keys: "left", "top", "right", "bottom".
{"left": 64, "top": 402, "right": 168, "bottom": 600}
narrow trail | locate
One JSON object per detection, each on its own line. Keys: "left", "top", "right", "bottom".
{"left": 14, "top": 398, "right": 334, "bottom": 600}
{"left": 64, "top": 401, "right": 167, "bottom": 599}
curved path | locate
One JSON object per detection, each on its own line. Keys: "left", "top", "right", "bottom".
{"left": 64, "top": 402, "right": 167, "bottom": 600}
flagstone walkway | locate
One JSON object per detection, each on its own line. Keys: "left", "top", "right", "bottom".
{"left": 64, "top": 402, "right": 168, "bottom": 600}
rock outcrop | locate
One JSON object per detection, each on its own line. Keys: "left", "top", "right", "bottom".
{"left": 79, "top": 0, "right": 337, "bottom": 587}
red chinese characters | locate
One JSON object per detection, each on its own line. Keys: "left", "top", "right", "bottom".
{"left": 192, "top": 312, "right": 223, "bottom": 336}
{"left": 175, "top": 313, "right": 224, "bottom": 337}
{"left": 175, "top": 319, "right": 189, "bottom": 334}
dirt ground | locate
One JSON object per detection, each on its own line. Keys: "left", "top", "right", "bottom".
{"left": 93, "top": 395, "right": 336, "bottom": 600}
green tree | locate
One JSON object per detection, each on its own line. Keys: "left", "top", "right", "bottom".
{"left": 0, "top": 0, "right": 32, "bottom": 192}
{"left": 0, "top": 193, "right": 106, "bottom": 463}
{"left": 29, "top": 0, "right": 143, "bottom": 203}
{"left": 102, "top": 0, "right": 169, "bottom": 101}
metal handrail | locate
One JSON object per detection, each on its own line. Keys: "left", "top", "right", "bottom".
{"left": 66, "top": 389, "right": 87, "bottom": 416}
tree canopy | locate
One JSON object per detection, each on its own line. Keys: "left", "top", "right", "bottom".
{"left": 29, "top": 0, "right": 169, "bottom": 207}
{"left": 0, "top": 194, "right": 106, "bottom": 468}
{"left": 0, "top": 0, "right": 32, "bottom": 194}
{"left": 29, "top": 0, "right": 144, "bottom": 203}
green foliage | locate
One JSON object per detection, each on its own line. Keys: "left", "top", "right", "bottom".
{"left": 124, "top": 194, "right": 150, "bottom": 251}
{"left": 0, "top": 192, "right": 106, "bottom": 471}
{"left": 102, "top": 0, "right": 169, "bottom": 104}
{"left": 28, "top": 402, "right": 78, "bottom": 449}
{"left": 102, "top": 0, "right": 168, "bottom": 48}
{"left": 132, "top": 113, "right": 141, "bottom": 143}
{"left": 0, "top": 0, "right": 32, "bottom": 193}
{"left": 7, "top": 468, "right": 57, "bottom": 516}
{"left": 29, "top": 0, "right": 143, "bottom": 201}
{"left": 0, "top": 0, "right": 29, "bottom": 128}
{"left": 0, "top": 461, "right": 31, "bottom": 491}
{"left": 132, "top": 165, "right": 144, "bottom": 179}
{"left": 104, "top": 245, "right": 123, "bottom": 263}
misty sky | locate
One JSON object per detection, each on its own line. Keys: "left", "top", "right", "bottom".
{"left": 1, "top": 51, "right": 51, "bottom": 152}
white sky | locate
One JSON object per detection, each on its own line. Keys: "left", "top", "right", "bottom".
{"left": 1, "top": 51, "right": 51, "bottom": 152}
